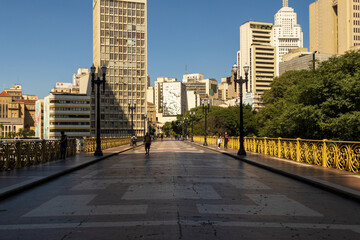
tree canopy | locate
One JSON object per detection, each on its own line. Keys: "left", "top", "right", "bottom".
{"left": 161, "top": 51, "right": 360, "bottom": 141}
{"left": 256, "top": 50, "right": 360, "bottom": 141}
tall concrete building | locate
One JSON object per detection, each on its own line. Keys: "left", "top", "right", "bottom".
{"left": 310, "top": 0, "right": 360, "bottom": 54}
{"left": 93, "top": 0, "right": 147, "bottom": 137}
{"left": 239, "top": 21, "right": 276, "bottom": 110}
{"left": 273, "top": 0, "right": 303, "bottom": 75}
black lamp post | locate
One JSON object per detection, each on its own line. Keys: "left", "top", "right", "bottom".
{"left": 128, "top": 99, "right": 136, "bottom": 136}
{"left": 233, "top": 63, "right": 249, "bottom": 156}
{"left": 91, "top": 64, "right": 107, "bottom": 157}
{"left": 202, "top": 99, "right": 210, "bottom": 146}
{"left": 184, "top": 117, "right": 189, "bottom": 140}
{"left": 190, "top": 111, "right": 195, "bottom": 142}
{"left": 142, "top": 114, "right": 147, "bottom": 136}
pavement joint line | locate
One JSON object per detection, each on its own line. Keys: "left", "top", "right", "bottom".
{"left": 0, "top": 220, "right": 359, "bottom": 233}
{"left": 0, "top": 144, "right": 144, "bottom": 202}
{"left": 187, "top": 141, "right": 360, "bottom": 203}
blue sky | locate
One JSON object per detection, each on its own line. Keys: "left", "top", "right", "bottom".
{"left": 0, "top": 0, "right": 314, "bottom": 98}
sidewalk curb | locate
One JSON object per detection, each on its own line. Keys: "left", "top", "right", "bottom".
{"left": 189, "top": 142, "right": 360, "bottom": 203}
{"left": 0, "top": 144, "right": 143, "bottom": 201}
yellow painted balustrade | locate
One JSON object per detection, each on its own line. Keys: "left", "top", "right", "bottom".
{"left": 84, "top": 137, "right": 131, "bottom": 152}
{"left": 0, "top": 139, "right": 76, "bottom": 171}
{"left": 193, "top": 136, "right": 360, "bottom": 173}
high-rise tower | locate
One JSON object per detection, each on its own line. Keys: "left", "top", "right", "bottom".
{"left": 239, "top": 21, "right": 276, "bottom": 110}
{"left": 272, "top": 0, "right": 303, "bottom": 76}
{"left": 93, "top": 0, "right": 147, "bottom": 137}
{"left": 310, "top": 0, "right": 360, "bottom": 54}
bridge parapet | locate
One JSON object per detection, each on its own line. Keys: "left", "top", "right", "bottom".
{"left": 83, "top": 137, "right": 132, "bottom": 152}
{"left": 0, "top": 139, "right": 76, "bottom": 171}
{"left": 193, "top": 136, "right": 360, "bottom": 173}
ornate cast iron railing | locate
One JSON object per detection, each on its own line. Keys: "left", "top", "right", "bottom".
{"left": 83, "top": 137, "right": 131, "bottom": 152}
{"left": 193, "top": 136, "right": 360, "bottom": 173}
{"left": 0, "top": 139, "right": 76, "bottom": 171}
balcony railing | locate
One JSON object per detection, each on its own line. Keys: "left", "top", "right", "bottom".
{"left": 0, "top": 139, "right": 76, "bottom": 171}
{"left": 193, "top": 136, "right": 360, "bottom": 173}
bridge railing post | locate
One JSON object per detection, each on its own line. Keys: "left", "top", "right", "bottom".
{"left": 296, "top": 138, "right": 301, "bottom": 162}
{"left": 264, "top": 137, "right": 268, "bottom": 155}
{"left": 322, "top": 139, "right": 328, "bottom": 167}
{"left": 278, "top": 137, "right": 282, "bottom": 158}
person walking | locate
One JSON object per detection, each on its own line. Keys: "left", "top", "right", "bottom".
{"left": 144, "top": 132, "right": 152, "bottom": 155}
{"left": 217, "top": 134, "right": 222, "bottom": 149}
{"left": 224, "top": 132, "right": 229, "bottom": 149}
{"left": 60, "top": 131, "right": 68, "bottom": 160}
{"left": 131, "top": 135, "right": 137, "bottom": 147}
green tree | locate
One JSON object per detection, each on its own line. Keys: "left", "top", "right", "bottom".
{"left": 166, "top": 105, "right": 258, "bottom": 137}
{"left": 257, "top": 50, "right": 360, "bottom": 141}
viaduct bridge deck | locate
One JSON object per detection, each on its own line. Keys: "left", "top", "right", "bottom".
{"left": 0, "top": 140, "right": 359, "bottom": 239}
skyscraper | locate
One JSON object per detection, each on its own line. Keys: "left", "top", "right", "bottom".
{"left": 310, "top": 0, "right": 360, "bottom": 54}
{"left": 93, "top": 0, "right": 147, "bottom": 137}
{"left": 239, "top": 21, "right": 276, "bottom": 110}
{"left": 272, "top": 0, "right": 303, "bottom": 75}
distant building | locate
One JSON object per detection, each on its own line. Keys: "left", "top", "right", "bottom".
{"left": 182, "top": 73, "right": 217, "bottom": 110}
{"left": 146, "top": 102, "right": 156, "bottom": 133}
{"left": 0, "top": 85, "right": 38, "bottom": 138}
{"left": 154, "top": 77, "right": 177, "bottom": 113}
{"left": 4, "top": 85, "right": 23, "bottom": 100}
{"left": 51, "top": 69, "right": 90, "bottom": 95}
{"left": 162, "top": 82, "right": 187, "bottom": 117}
{"left": 146, "top": 86, "right": 154, "bottom": 104}
{"left": 43, "top": 93, "right": 91, "bottom": 139}
{"left": 71, "top": 68, "right": 91, "bottom": 95}
{"left": 272, "top": 0, "right": 303, "bottom": 75}
{"left": 35, "top": 100, "right": 44, "bottom": 139}
{"left": 182, "top": 73, "right": 204, "bottom": 83}
{"left": 239, "top": 21, "right": 276, "bottom": 110}
{"left": 217, "top": 69, "right": 238, "bottom": 102}
{"left": 279, "top": 49, "right": 336, "bottom": 75}
{"left": 310, "top": 0, "right": 360, "bottom": 54}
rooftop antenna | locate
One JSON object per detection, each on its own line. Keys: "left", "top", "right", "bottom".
{"left": 185, "top": 65, "right": 188, "bottom": 75}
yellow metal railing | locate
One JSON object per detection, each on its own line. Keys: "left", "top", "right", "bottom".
{"left": 84, "top": 137, "right": 131, "bottom": 152}
{"left": 193, "top": 136, "right": 360, "bottom": 173}
{"left": 0, "top": 139, "right": 76, "bottom": 171}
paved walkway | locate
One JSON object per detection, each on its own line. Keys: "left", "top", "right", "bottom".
{"left": 0, "top": 143, "right": 141, "bottom": 201}
{"left": 1, "top": 139, "right": 359, "bottom": 203}
{"left": 0, "top": 140, "right": 359, "bottom": 240}
{"left": 190, "top": 140, "right": 360, "bottom": 202}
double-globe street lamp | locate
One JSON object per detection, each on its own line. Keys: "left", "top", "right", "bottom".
{"left": 128, "top": 99, "right": 136, "bottom": 136}
{"left": 91, "top": 64, "right": 107, "bottom": 157}
{"left": 202, "top": 99, "right": 210, "bottom": 146}
{"left": 232, "top": 63, "right": 249, "bottom": 156}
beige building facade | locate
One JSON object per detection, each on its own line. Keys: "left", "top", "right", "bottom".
{"left": 239, "top": 21, "right": 277, "bottom": 109}
{"left": 279, "top": 50, "right": 335, "bottom": 75}
{"left": 0, "top": 86, "right": 38, "bottom": 138}
{"left": 310, "top": 0, "right": 360, "bottom": 54}
{"left": 93, "top": 0, "right": 147, "bottom": 137}
{"left": 43, "top": 93, "right": 91, "bottom": 139}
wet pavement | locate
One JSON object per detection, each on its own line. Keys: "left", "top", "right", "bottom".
{"left": 0, "top": 140, "right": 359, "bottom": 239}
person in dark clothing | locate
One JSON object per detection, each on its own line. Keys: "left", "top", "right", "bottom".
{"left": 224, "top": 132, "right": 229, "bottom": 149}
{"left": 60, "top": 131, "right": 68, "bottom": 160}
{"left": 144, "top": 132, "right": 151, "bottom": 155}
